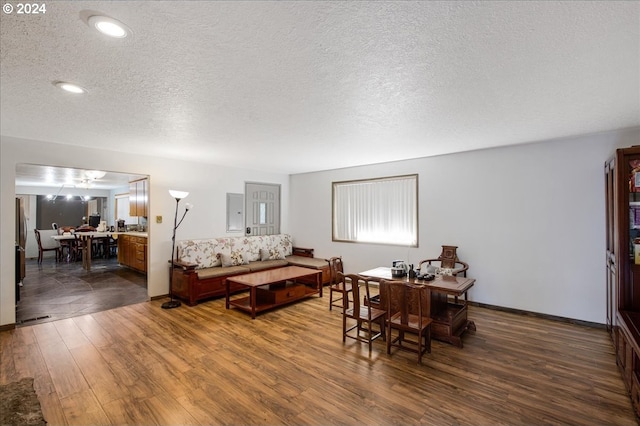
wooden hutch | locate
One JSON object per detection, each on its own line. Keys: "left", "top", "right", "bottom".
{"left": 606, "top": 146, "right": 640, "bottom": 418}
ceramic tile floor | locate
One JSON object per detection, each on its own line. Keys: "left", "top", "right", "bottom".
{"left": 15, "top": 256, "right": 148, "bottom": 327}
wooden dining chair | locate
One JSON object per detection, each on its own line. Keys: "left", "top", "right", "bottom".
{"left": 72, "top": 234, "right": 86, "bottom": 262}
{"left": 53, "top": 227, "right": 74, "bottom": 262}
{"left": 418, "top": 245, "right": 468, "bottom": 277}
{"left": 419, "top": 245, "right": 469, "bottom": 304}
{"left": 34, "top": 229, "right": 61, "bottom": 264}
{"left": 57, "top": 237, "right": 73, "bottom": 262}
{"left": 341, "top": 272, "right": 386, "bottom": 352}
{"left": 327, "top": 256, "right": 349, "bottom": 311}
{"left": 380, "top": 279, "right": 433, "bottom": 364}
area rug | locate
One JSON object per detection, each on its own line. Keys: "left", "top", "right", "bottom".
{"left": 0, "top": 377, "right": 47, "bottom": 426}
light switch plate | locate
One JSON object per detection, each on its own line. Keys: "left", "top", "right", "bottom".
{"left": 156, "top": 215, "right": 162, "bottom": 224}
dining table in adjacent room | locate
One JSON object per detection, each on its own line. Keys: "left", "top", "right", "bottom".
{"left": 52, "top": 231, "right": 117, "bottom": 271}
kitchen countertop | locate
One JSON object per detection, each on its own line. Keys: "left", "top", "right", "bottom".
{"left": 123, "top": 231, "right": 148, "bottom": 237}
{"left": 53, "top": 231, "right": 148, "bottom": 240}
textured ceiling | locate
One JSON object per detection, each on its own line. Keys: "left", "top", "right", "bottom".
{"left": 1, "top": 1, "right": 639, "bottom": 175}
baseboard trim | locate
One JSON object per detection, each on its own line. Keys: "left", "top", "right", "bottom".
{"left": 0, "top": 323, "right": 16, "bottom": 332}
{"left": 468, "top": 301, "right": 605, "bottom": 329}
{"left": 150, "top": 295, "right": 168, "bottom": 301}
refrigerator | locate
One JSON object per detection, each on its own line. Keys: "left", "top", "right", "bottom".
{"left": 15, "top": 197, "right": 26, "bottom": 301}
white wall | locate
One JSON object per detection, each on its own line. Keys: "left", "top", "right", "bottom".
{"left": 1, "top": 136, "right": 290, "bottom": 326}
{"left": 3, "top": 129, "right": 638, "bottom": 326}
{"left": 289, "top": 127, "right": 640, "bottom": 324}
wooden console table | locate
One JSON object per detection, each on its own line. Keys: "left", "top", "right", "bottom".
{"left": 360, "top": 267, "right": 476, "bottom": 347}
{"left": 225, "top": 266, "right": 322, "bottom": 319}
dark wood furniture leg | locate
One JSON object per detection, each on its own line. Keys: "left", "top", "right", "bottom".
{"left": 250, "top": 287, "right": 257, "bottom": 319}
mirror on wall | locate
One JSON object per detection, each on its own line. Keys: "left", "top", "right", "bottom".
{"left": 226, "top": 193, "right": 244, "bottom": 232}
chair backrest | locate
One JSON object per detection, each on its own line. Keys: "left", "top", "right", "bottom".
{"left": 74, "top": 233, "right": 86, "bottom": 247}
{"left": 327, "top": 256, "right": 344, "bottom": 285}
{"left": 418, "top": 245, "right": 468, "bottom": 277}
{"left": 341, "top": 273, "right": 376, "bottom": 320}
{"left": 439, "top": 245, "right": 458, "bottom": 269}
{"left": 380, "top": 279, "right": 431, "bottom": 325}
{"left": 34, "top": 229, "right": 60, "bottom": 249}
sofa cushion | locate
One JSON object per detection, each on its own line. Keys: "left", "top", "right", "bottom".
{"left": 248, "top": 259, "right": 288, "bottom": 272}
{"left": 286, "top": 255, "right": 329, "bottom": 270}
{"left": 232, "top": 235, "right": 293, "bottom": 262}
{"left": 221, "top": 251, "right": 250, "bottom": 267}
{"left": 177, "top": 238, "right": 226, "bottom": 269}
{"left": 232, "top": 237, "right": 261, "bottom": 262}
{"left": 266, "top": 234, "right": 293, "bottom": 257}
{"left": 196, "top": 265, "right": 250, "bottom": 279}
{"left": 176, "top": 234, "right": 294, "bottom": 269}
{"left": 260, "top": 248, "right": 286, "bottom": 261}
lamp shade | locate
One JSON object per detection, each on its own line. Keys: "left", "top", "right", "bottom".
{"left": 169, "top": 190, "right": 189, "bottom": 200}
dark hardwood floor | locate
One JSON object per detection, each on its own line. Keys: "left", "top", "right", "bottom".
{"left": 1, "top": 287, "right": 636, "bottom": 425}
{"left": 16, "top": 256, "right": 147, "bottom": 326}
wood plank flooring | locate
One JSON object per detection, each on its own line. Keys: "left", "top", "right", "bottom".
{"left": 0, "top": 293, "right": 637, "bottom": 425}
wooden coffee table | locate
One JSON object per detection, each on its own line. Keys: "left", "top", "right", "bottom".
{"left": 225, "top": 266, "right": 322, "bottom": 319}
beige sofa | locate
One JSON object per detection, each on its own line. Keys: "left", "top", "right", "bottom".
{"left": 172, "top": 234, "right": 330, "bottom": 306}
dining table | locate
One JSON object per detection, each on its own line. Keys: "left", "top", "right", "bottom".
{"left": 359, "top": 266, "right": 476, "bottom": 347}
{"left": 52, "top": 231, "right": 119, "bottom": 271}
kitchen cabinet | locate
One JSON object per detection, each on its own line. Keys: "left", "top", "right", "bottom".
{"left": 117, "top": 234, "right": 147, "bottom": 274}
{"left": 129, "top": 178, "right": 148, "bottom": 217}
{"left": 607, "top": 146, "right": 640, "bottom": 419}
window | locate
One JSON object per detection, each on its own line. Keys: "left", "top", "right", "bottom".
{"left": 115, "top": 193, "right": 135, "bottom": 225}
{"left": 332, "top": 174, "right": 418, "bottom": 246}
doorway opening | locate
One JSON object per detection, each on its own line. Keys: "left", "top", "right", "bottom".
{"left": 15, "top": 163, "right": 149, "bottom": 326}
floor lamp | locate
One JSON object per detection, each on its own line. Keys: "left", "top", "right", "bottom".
{"left": 162, "top": 189, "right": 191, "bottom": 309}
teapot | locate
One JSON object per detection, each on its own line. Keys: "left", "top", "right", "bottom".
{"left": 391, "top": 260, "right": 409, "bottom": 277}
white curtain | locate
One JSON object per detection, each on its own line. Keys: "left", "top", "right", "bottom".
{"left": 333, "top": 175, "right": 418, "bottom": 246}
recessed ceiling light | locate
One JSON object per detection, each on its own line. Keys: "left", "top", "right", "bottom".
{"left": 88, "top": 15, "right": 130, "bottom": 38}
{"left": 53, "top": 81, "right": 87, "bottom": 94}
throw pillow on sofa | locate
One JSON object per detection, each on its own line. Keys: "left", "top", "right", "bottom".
{"left": 209, "top": 252, "right": 222, "bottom": 268}
{"left": 260, "top": 248, "right": 285, "bottom": 261}
{"left": 179, "top": 240, "right": 221, "bottom": 269}
{"left": 221, "top": 251, "right": 249, "bottom": 267}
